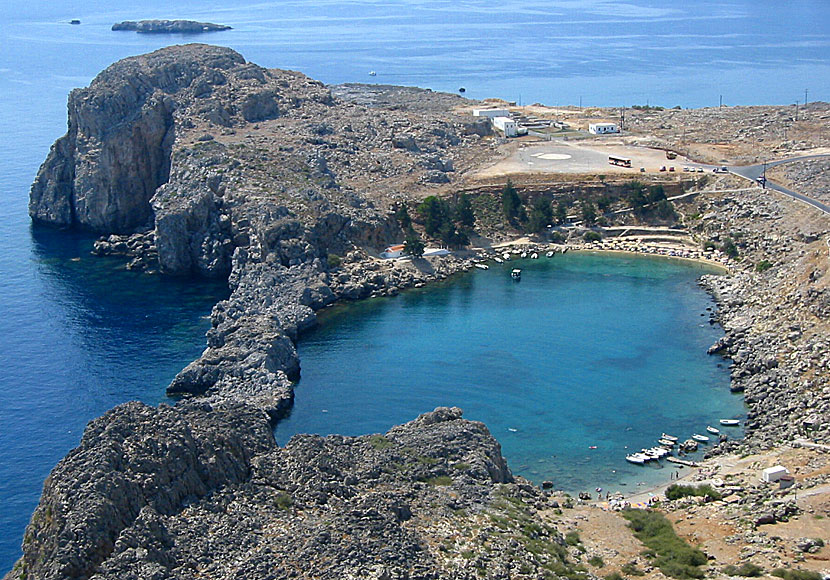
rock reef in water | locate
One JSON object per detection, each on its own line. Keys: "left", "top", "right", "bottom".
{"left": 112, "top": 20, "right": 232, "bottom": 34}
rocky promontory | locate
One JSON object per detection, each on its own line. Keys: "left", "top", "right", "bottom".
{"left": 30, "top": 43, "right": 494, "bottom": 416}
{"left": 112, "top": 20, "right": 232, "bottom": 34}
{"left": 7, "top": 406, "right": 585, "bottom": 580}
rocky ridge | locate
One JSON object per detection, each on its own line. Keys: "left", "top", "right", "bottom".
{"left": 7, "top": 406, "right": 589, "bottom": 580}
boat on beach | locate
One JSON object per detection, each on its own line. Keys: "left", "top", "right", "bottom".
{"left": 719, "top": 419, "right": 740, "bottom": 426}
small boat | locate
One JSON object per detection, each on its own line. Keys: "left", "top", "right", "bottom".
{"left": 511, "top": 268, "right": 521, "bottom": 280}
{"left": 521, "top": 252, "right": 527, "bottom": 258}
{"left": 658, "top": 438, "right": 676, "bottom": 447}
{"left": 531, "top": 252, "right": 538, "bottom": 259}
{"left": 706, "top": 426, "right": 720, "bottom": 435}
{"left": 458, "top": 87, "right": 466, "bottom": 93}
{"left": 494, "top": 257, "right": 503, "bottom": 263}
{"left": 588, "top": 445, "right": 597, "bottom": 450}
{"left": 502, "top": 252, "right": 511, "bottom": 260}
{"left": 474, "top": 263, "right": 489, "bottom": 270}
{"left": 719, "top": 419, "right": 740, "bottom": 426}
{"left": 626, "top": 454, "right": 647, "bottom": 465}
{"left": 368, "top": 71, "right": 377, "bottom": 76}
{"left": 546, "top": 251, "right": 554, "bottom": 258}
{"left": 70, "top": 19, "right": 81, "bottom": 25}
{"left": 692, "top": 434, "right": 710, "bottom": 443}
{"left": 661, "top": 433, "right": 678, "bottom": 442}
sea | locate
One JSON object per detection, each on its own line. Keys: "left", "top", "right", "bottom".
{"left": 0, "top": 0, "right": 827, "bottom": 571}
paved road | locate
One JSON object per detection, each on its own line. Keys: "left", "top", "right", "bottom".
{"left": 727, "top": 154, "right": 830, "bottom": 215}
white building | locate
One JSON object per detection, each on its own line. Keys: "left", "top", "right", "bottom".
{"left": 761, "top": 465, "right": 790, "bottom": 483}
{"left": 589, "top": 122, "right": 620, "bottom": 135}
{"left": 473, "top": 108, "right": 510, "bottom": 118}
{"left": 493, "top": 116, "right": 518, "bottom": 138}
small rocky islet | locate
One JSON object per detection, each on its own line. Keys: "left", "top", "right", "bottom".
{"left": 111, "top": 20, "right": 232, "bottom": 34}
{"left": 13, "top": 44, "right": 830, "bottom": 578}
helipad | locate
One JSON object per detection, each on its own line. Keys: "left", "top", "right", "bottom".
{"left": 532, "top": 153, "right": 572, "bottom": 160}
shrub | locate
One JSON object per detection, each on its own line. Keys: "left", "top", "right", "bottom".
{"left": 327, "top": 253, "right": 342, "bottom": 269}
{"left": 723, "top": 562, "right": 764, "bottom": 577}
{"left": 565, "top": 531, "right": 582, "bottom": 546}
{"left": 275, "top": 491, "right": 293, "bottom": 510}
{"left": 622, "top": 509, "right": 707, "bottom": 579}
{"left": 588, "top": 555, "right": 605, "bottom": 568}
{"left": 756, "top": 260, "right": 773, "bottom": 273}
{"left": 771, "top": 569, "right": 822, "bottom": 580}
{"left": 367, "top": 434, "right": 394, "bottom": 450}
{"left": 665, "top": 484, "right": 722, "bottom": 501}
{"left": 424, "top": 475, "right": 453, "bottom": 486}
{"left": 604, "top": 573, "right": 625, "bottom": 580}
{"left": 584, "top": 231, "right": 602, "bottom": 242}
{"left": 621, "top": 562, "right": 645, "bottom": 576}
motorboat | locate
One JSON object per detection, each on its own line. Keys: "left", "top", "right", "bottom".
{"left": 661, "top": 433, "right": 678, "bottom": 442}
{"left": 494, "top": 257, "right": 503, "bottom": 263}
{"left": 546, "top": 251, "right": 554, "bottom": 258}
{"left": 531, "top": 252, "right": 538, "bottom": 259}
{"left": 706, "top": 426, "right": 720, "bottom": 435}
{"left": 474, "top": 263, "right": 489, "bottom": 270}
{"left": 719, "top": 419, "right": 740, "bottom": 426}
{"left": 626, "top": 453, "right": 647, "bottom": 465}
{"left": 503, "top": 252, "right": 511, "bottom": 260}
{"left": 692, "top": 434, "right": 710, "bottom": 443}
{"left": 511, "top": 269, "right": 521, "bottom": 280}
{"left": 658, "top": 438, "right": 676, "bottom": 447}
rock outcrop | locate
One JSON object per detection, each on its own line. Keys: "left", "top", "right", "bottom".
{"left": 112, "top": 20, "right": 232, "bottom": 34}
{"left": 6, "top": 407, "right": 590, "bottom": 580}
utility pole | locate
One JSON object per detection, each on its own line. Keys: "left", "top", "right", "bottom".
{"left": 579, "top": 96, "right": 582, "bottom": 109}
{"left": 619, "top": 106, "right": 625, "bottom": 131}
{"left": 795, "top": 99, "right": 799, "bottom": 121}
{"left": 719, "top": 94, "right": 723, "bottom": 108}
{"left": 805, "top": 88, "right": 809, "bottom": 105}
{"left": 762, "top": 161, "right": 767, "bottom": 189}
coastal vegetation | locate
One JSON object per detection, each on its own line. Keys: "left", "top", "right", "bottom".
{"left": 722, "top": 562, "right": 765, "bottom": 577}
{"left": 622, "top": 509, "right": 707, "bottom": 579}
{"left": 664, "top": 483, "right": 723, "bottom": 501}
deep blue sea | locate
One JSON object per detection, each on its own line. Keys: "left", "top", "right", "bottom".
{"left": 1, "top": 0, "right": 826, "bottom": 571}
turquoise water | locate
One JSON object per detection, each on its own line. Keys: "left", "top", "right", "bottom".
{"left": 276, "top": 253, "right": 744, "bottom": 494}
{"left": 0, "top": 0, "right": 822, "bottom": 571}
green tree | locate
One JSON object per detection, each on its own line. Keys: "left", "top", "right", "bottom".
{"left": 404, "top": 226, "right": 424, "bottom": 257}
{"left": 527, "top": 197, "right": 553, "bottom": 233}
{"left": 394, "top": 204, "right": 411, "bottom": 229}
{"left": 648, "top": 184, "right": 667, "bottom": 204}
{"left": 454, "top": 193, "right": 475, "bottom": 228}
{"left": 581, "top": 201, "right": 597, "bottom": 226}
{"left": 502, "top": 178, "right": 522, "bottom": 222}
{"left": 554, "top": 201, "right": 569, "bottom": 225}
{"left": 417, "top": 196, "right": 449, "bottom": 237}
{"left": 439, "top": 222, "right": 468, "bottom": 248}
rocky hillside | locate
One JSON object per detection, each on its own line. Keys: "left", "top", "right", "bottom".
{"left": 30, "top": 44, "right": 496, "bottom": 417}
{"left": 6, "top": 406, "right": 587, "bottom": 580}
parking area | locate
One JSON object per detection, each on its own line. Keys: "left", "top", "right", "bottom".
{"left": 475, "top": 141, "right": 714, "bottom": 178}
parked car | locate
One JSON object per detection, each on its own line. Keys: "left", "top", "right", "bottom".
{"left": 660, "top": 166, "right": 667, "bottom": 172}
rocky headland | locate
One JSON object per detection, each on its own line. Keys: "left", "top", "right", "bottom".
{"left": 112, "top": 20, "right": 232, "bottom": 34}
{"left": 15, "top": 43, "right": 830, "bottom": 579}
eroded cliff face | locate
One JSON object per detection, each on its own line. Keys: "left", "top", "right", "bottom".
{"left": 5, "top": 407, "right": 576, "bottom": 580}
